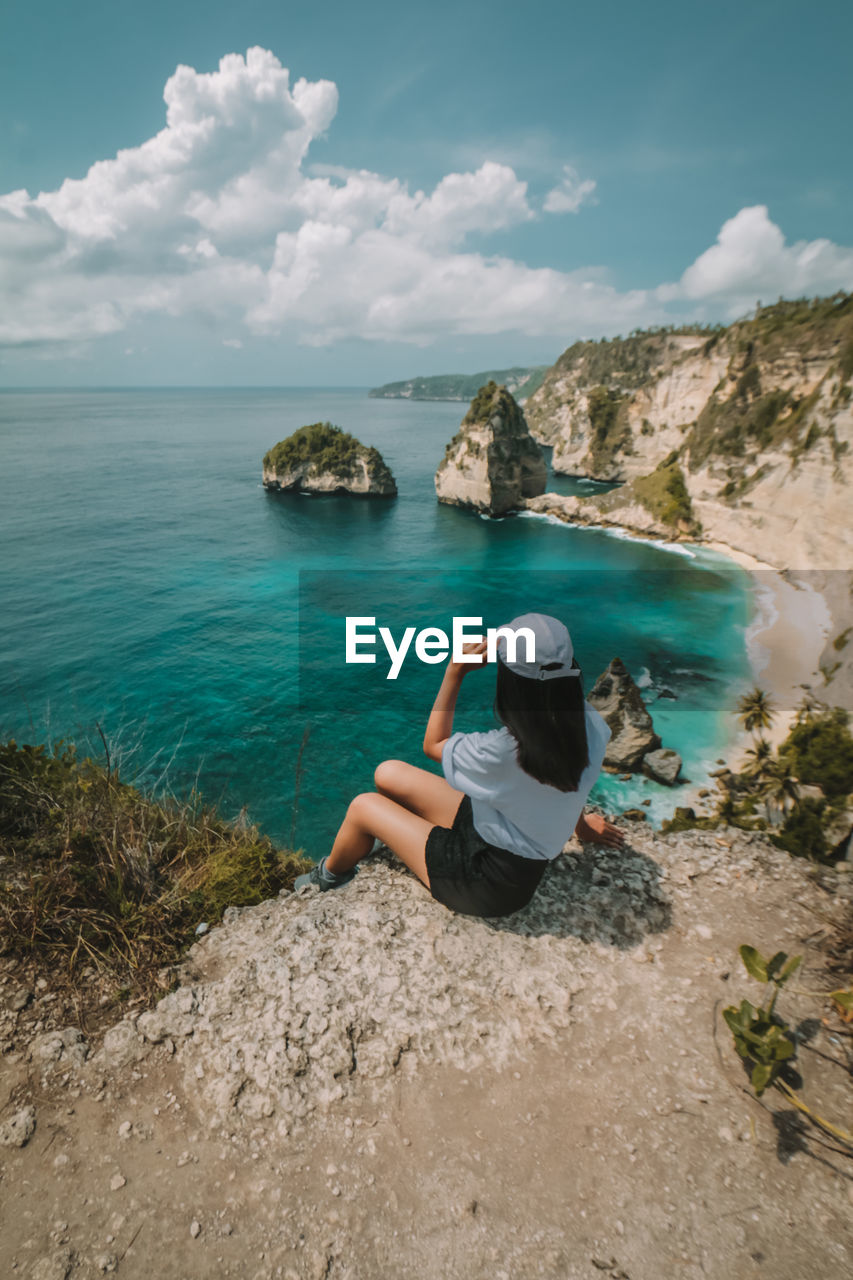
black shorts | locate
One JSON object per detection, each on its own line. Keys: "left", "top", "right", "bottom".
{"left": 424, "top": 795, "right": 547, "bottom": 919}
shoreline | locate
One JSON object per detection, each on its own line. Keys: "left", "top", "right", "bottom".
{"left": 519, "top": 507, "right": 837, "bottom": 816}
{"left": 701, "top": 540, "right": 833, "bottom": 770}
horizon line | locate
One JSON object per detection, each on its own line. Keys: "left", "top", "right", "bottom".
{"left": 0, "top": 383, "right": 377, "bottom": 392}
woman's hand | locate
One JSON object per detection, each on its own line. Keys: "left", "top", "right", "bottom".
{"left": 575, "top": 811, "right": 626, "bottom": 847}
{"left": 447, "top": 638, "right": 488, "bottom": 680}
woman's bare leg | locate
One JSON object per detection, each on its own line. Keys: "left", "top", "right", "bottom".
{"left": 325, "top": 792, "right": 436, "bottom": 887}
{"left": 373, "top": 759, "right": 463, "bottom": 827}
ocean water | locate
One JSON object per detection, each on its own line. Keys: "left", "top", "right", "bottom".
{"left": 0, "top": 388, "right": 754, "bottom": 854}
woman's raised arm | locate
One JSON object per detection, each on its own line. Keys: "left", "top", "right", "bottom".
{"left": 423, "top": 639, "right": 488, "bottom": 762}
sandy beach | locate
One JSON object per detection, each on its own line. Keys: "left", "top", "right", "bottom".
{"left": 701, "top": 540, "right": 834, "bottom": 772}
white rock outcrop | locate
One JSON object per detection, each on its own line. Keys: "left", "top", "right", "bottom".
{"left": 435, "top": 382, "right": 546, "bottom": 515}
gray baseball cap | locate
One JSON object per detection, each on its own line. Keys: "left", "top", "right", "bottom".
{"left": 494, "top": 612, "right": 579, "bottom": 681}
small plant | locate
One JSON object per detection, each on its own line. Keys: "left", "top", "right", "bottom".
{"left": 724, "top": 944, "right": 853, "bottom": 1146}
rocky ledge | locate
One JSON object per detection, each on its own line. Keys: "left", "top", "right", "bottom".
{"left": 435, "top": 382, "right": 546, "bottom": 516}
{"left": 263, "top": 423, "right": 397, "bottom": 497}
{"left": 5, "top": 830, "right": 853, "bottom": 1280}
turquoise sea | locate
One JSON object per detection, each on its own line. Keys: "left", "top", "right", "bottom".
{"left": 0, "top": 388, "right": 754, "bottom": 855}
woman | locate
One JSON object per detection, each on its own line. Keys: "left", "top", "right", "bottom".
{"left": 295, "top": 612, "right": 625, "bottom": 917}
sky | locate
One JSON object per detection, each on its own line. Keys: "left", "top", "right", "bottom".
{"left": 1, "top": 0, "right": 851, "bottom": 386}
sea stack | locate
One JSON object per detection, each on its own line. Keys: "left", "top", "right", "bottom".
{"left": 587, "top": 657, "right": 683, "bottom": 781}
{"left": 434, "top": 382, "right": 547, "bottom": 516}
{"left": 263, "top": 423, "right": 397, "bottom": 497}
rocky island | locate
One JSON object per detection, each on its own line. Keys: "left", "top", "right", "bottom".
{"left": 263, "top": 423, "right": 397, "bottom": 497}
{"left": 434, "top": 381, "right": 547, "bottom": 516}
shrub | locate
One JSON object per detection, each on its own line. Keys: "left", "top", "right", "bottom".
{"left": 778, "top": 707, "right": 853, "bottom": 798}
{"left": 770, "top": 797, "right": 830, "bottom": 862}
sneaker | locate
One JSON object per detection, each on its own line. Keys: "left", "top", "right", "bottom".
{"left": 294, "top": 856, "right": 358, "bottom": 892}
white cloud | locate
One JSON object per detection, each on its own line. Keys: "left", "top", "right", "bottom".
{"left": 222, "top": 337, "right": 243, "bottom": 348}
{"left": 659, "top": 205, "right": 853, "bottom": 313}
{"left": 543, "top": 165, "right": 598, "bottom": 215}
{"left": 1, "top": 50, "right": 852, "bottom": 357}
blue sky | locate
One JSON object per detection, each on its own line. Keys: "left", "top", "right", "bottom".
{"left": 1, "top": 0, "right": 851, "bottom": 385}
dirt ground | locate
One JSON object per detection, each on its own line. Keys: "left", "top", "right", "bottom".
{"left": 1, "top": 826, "right": 852, "bottom": 1280}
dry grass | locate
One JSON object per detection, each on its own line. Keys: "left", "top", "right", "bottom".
{"left": 0, "top": 736, "right": 310, "bottom": 1015}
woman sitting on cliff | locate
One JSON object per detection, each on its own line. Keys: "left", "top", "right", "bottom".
{"left": 295, "top": 612, "right": 625, "bottom": 917}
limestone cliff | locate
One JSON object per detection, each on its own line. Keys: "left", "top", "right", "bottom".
{"left": 263, "top": 423, "right": 397, "bottom": 497}
{"left": 434, "top": 381, "right": 547, "bottom": 516}
{"left": 523, "top": 295, "right": 853, "bottom": 571}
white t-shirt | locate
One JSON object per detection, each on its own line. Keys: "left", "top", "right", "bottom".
{"left": 440, "top": 704, "right": 611, "bottom": 861}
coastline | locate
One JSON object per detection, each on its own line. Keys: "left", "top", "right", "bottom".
{"left": 701, "top": 540, "right": 833, "bottom": 769}
{"left": 519, "top": 506, "right": 837, "bottom": 815}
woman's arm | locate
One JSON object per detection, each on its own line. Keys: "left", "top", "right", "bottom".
{"left": 574, "top": 808, "right": 626, "bottom": 847}
{"left": 423, "top": 640, "right": 488, "bottom": 762}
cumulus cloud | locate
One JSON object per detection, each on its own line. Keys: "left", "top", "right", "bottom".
{"left": 659, "top": 205, "right": 853, "bottom": 313}
{"left": 543, "top": 165, "right": 598, "bottom": 215}
{"left": 1, "top": 49, "right": 852, "bottom": 355}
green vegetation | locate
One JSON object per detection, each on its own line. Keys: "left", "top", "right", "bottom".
{"left": 264, "top": 423, "right": 395, "bottom": 488}
{"left": 661, "top": 691, "right": 852, "bottom": 862}
{"left": 550, "top": 326, "right": 716, "bottom": 391}
{"left": 772, "top": 797, "right": 828, "bottom": 861}
{"left": 368, "top": 366, "right": 549, "bottom": 401}
{"left": 737, "top": 686, "right": 776, "bottom": 737}
{"left": 0, "top": 738, "right": 309, "bottom": 1005}
{"left": 724, "top": 943, "right": 852, "bottom": 1146}
{"left": 586, "top": 385, "right": 631, "bottom": 471}
{"left": 686, "top": 293, "right": 853, "bottom": 470}
{"left": 778, "top": 705, "right": 853, "bottom": 798}
{"left": 463, "top": 379, "right": 503, "bottom": 425}
{"left": 630, "top": 451, "right": 699, "bottom": 532}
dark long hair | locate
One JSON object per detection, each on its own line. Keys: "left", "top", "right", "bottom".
{"left": 494, "top": 655, "right": 590, "bottom": 792}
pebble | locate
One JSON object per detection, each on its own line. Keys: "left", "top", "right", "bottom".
{"left": 109, "top": 1174, "right": 126, "bottom": 1191}
{"left": 190, "top": 1220, "right": 201, "bottom": 1238}
{"left": 0, "top": 1106, "right": 36, "bottom": 1148}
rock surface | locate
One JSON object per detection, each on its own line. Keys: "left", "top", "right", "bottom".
{"left": 263, "top": 422, "right": 397, "bottom": 497}
{"left": 522, "top": 302, "right": 853, "bottom": 571}
{"left": 92, "top": 845, "right": 670, "bottom": 1134}
{"left": 587, "top": 658, "right": 663, "bottom": 771}
{"left": 0, "top": 1105, "right": 36, "bottom": 1147}
{"left": 3, "top": 828, "right": 853, "bottom": 1280}
{"left": 642, "top": 747, "right": 683, "bottom": 785}
{"left": 435, "top": 382, "right": 546, "bottom": 515}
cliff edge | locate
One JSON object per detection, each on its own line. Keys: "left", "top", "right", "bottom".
{"left": 3, "top": 829, "right": 852, "bottom": 1279}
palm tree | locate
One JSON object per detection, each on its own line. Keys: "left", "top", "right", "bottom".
{"left": 794, "top": 689, "right": 823, "bottom": 725}
{"left": 760, "top": 759, "right": 801, "bottom": 825}
{"left": 742, "top": 736, "right": 773, "bottom": 780}
{"left": 737, "top": 687, "right": 776, "bottom": 738}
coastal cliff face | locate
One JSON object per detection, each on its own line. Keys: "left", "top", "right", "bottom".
{"left": 524, "top": 296, "right": 853, "bottom": 571}
{"left": 263, "top": 423, "right": 397, "bottom": 497}
{"left": 435, "top": 381, "right": 547, "bottom": 516}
